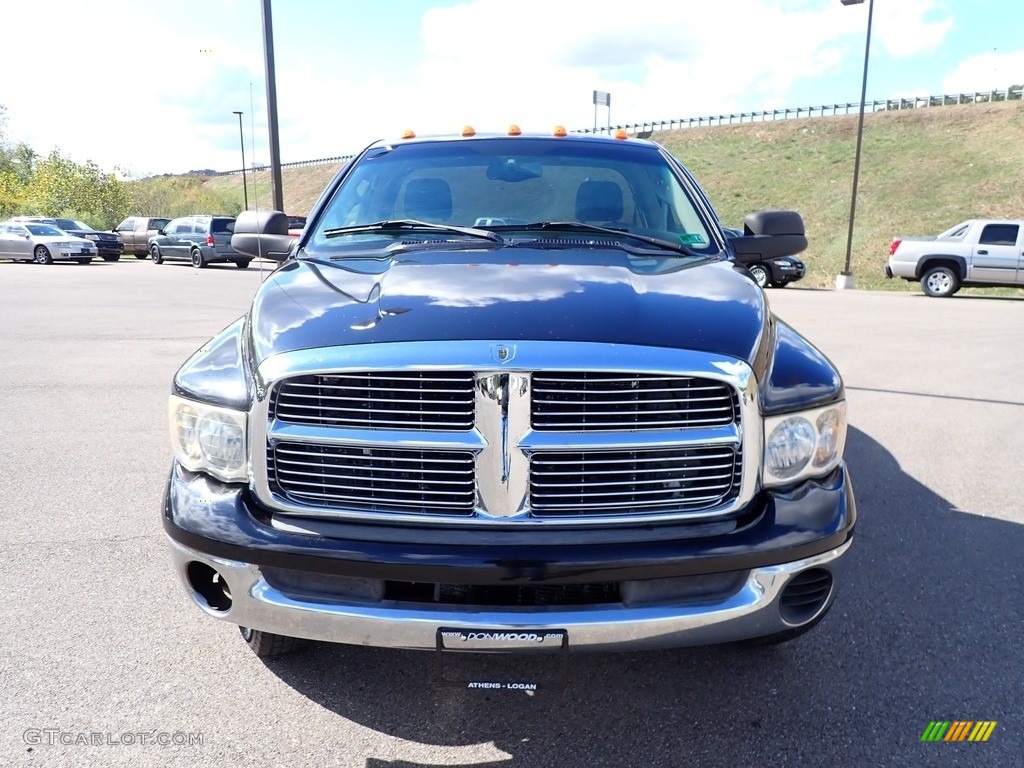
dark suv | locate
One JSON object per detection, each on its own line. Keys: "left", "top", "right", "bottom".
{"left": 148, "top": 215, "right": 250, "bottom": 268}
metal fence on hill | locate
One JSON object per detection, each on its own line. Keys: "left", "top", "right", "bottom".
{"left": 215, "top": 85, "right": 1023, "bottom": 175}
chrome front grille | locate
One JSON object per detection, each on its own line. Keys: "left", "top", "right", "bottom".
{"left": 255, "top": 342, "right": 758, "bottom": 526}
{"left": 532, "top": 373, "right": 738, "bottom": 431}
{"left": 269, "top": 442, "right": 476, "bottom": 514}
{"left": 530, "top": 446, "right": 742, "bottom": 516}
{"left": 272, "top": 372, "right": 475, "bottom": 430}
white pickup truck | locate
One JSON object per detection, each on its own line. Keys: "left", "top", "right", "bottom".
{"left": 885, "top": 219, "right": 1024, "bottom": 297}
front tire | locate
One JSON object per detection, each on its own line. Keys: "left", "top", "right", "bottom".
{"left": 239, "top": 626, "right": 309, "bottom": 658}
{"left": 748, "top": 263, "right": 769, "bottom": 288}
{"left": 921, "top": 265, "right": 960, "bottom": 297}
{"left": 150, "top": 245, "right": 163, "bottom": 264}
{"left": 75, "top": 258, "right": 92, "bottom": 265}
{"left": 134, "top": 253, "right": 148, "bottom": 260}
{"left": 34, "top": 245, "right": 53, "bottom": 265}
{"left": 101, "top": 254, "right": 120, "bottom": 262}
{"left": 234, "top": 260, "right": 251, "bottom": 269}
{"left": 191, "top": 248, "right": 207, "bottom": 268}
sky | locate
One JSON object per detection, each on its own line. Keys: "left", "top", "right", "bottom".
{"left": 1, "top": 0, "right": 1022, "bottom": 178}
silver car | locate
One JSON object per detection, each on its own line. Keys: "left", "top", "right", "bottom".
{"left": 0, "top": 221, "right": 96, "bottom": 264}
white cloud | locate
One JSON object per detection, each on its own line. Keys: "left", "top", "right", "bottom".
{"left": 942, "top": 50, "right": 1024, "bottom": 92}
{"left": 409, "top": 0, "right": 877, "bottom": 129}
{"left": 0, "top": 0, "right": 960, "bottom": 175}
{"left": 873, "top": 0, "right": 953, "bottom": 57}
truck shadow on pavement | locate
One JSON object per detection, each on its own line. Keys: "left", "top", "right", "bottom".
{"left": 260, "top": 426, "right": 1024, "bottom": 767}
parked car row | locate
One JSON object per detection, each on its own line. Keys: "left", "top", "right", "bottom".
{"left": 0, "top": 220, "right": 97, "bottom": 263}
{"left": 9, "top": 216, "right": 123, "bottom": 260}
{"left": 0, "top": 214, "right": 265, "bottom": 268}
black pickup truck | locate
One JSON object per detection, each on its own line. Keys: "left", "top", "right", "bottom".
{"left": 162, "top": 129, "right": 855, "bottom": 675}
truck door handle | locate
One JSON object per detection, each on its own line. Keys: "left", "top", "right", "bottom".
{"left": 976, "top": 249, "right": 988, "bottom": 255}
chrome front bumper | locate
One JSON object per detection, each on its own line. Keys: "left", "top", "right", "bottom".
{"left": 167, "top": 536, "right": 852, "bottom": 652}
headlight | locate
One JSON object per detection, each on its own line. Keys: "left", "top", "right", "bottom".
{"left": 84, "top": 234, "right": 99, "bottom": 240}
{"left": 763, "top": 402, "right": 846, "bottom": 487}
{"left": 169, "top": 395, "right": 247, "bottom": 482}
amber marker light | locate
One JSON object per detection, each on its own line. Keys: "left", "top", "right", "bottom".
{"left": 613, "top": 129, "right": 628, "bottom": 140}
{"left": 401, "top": 129, "right": 416, "bottom": 139}
{"left": 507, "top": 125, "right": 522, "bottom": 136}
{"left": 462, "top": 126, "right": 476, "bottom": 137}
{"left": 552, "top": 125, "right": 568, "bottom": 137}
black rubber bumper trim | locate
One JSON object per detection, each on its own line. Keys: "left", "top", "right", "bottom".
{"left": 162, "top": 463, "right": 855, "bottom": 586}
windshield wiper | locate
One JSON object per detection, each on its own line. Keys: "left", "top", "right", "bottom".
{"left": 496, "top": 221, "right": 704, "bottom": 256}
{"left": 322, "top": 220, "right": 504, "bottom": 243}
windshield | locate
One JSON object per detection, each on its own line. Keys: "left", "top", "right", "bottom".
{"left": 26, "top": 224, "right": 64, "bottom": 236}
{"left": 308, "top": 138, "right": 717, "bottom": 257}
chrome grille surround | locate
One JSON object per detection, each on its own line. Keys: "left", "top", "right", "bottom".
{"left": 250, "top": 341, "right": 760, "bottom": 526}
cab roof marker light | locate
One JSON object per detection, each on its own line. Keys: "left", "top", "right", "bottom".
{"left": 552, "top": 125, "right": 568, "bottom": 137}
{"left": 401, "top": 129, "right": 416, "bottom": 139}
{"left": 461, "top": 126, "right": 476, "bottom": 137}
{"left": 614, "top": 129, "right": 629, "bottom": 140}
{"left": 507, "top": 125, "right": 522, "bottom": 136}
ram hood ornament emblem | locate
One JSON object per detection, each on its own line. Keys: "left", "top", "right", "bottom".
{"left": 490, "top": 344, "right": 516, "bottom": 364}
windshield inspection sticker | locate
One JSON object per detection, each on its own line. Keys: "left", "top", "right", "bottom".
{"left": 678, "top": 233, "right": 708, "bottom": 245}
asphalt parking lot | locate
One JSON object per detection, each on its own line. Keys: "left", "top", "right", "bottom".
{"left": 1, "top": 259, "right": 1021, "bottom": 767}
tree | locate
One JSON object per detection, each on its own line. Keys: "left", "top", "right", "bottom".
{"left": 14, "top": 149, "right": 132, "bottom": 229}
{"left": 0, "top": 102, "right": 133, "bottom": 227}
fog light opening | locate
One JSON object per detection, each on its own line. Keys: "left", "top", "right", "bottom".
{"left": 779, "top": 568, "right": 833, "bottom": 626}
{"left": 186, "top": 561, "right": 233, "bottom": 613}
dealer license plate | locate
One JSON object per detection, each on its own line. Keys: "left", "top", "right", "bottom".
{"left": 435, "top": 627, "right": 569, "bottom": 691}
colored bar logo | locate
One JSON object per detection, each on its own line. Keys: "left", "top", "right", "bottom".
{"left": 921, "top": 721, "right": 997, "bottom": 742}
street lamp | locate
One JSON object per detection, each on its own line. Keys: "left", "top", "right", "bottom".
{"left": 837, "top": 0, "right": 874, "bottom": 290}
{"left": 232, "top": 110, "right": 249, "bottom": 211}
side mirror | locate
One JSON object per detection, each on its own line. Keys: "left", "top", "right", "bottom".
{"left": 729, "top": 210, "right": 807, "bottom": 264}
{"left": 231, "top": 210, "right": 295, "bottom": 261}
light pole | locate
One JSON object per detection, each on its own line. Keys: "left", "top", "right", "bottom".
{"left": 232, "top": 111, "right": 249, "bottom": 211}
{"left": 261, "top": 0, "right": 285, "bottom": 212}
{"left": 837, "top": 0, "right": 874, "bottom": 290}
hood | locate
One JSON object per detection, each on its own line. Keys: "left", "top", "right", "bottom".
{"left": 36, "top": 234, "right": 94, "bottom": 245}
{"left": 248, "top": 247, "right": 769, "bottom": 367}
{"left": 70, "top": 230, "right": 120, "bottom": 242}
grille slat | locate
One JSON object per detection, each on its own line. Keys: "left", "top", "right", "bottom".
{"left": 279, "top": 491, "right": 466, "bottom": 508}
{"left": 276, "top": 473, "right": 473, "bottom": 489}
{"left": 532, "top": 452, "right": 735, "bottom": 468}
{"left": 531, "top": 472, "right": 736, "bottom": 489}
{"left": 532, "top": 372, "right": 737, "bottom": 431}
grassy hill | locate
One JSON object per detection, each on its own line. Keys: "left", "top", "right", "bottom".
{"left": 660, "top": 100, "right": 1024, "bottom": 289}
{"left": 131, "top": 100, "right": 1024, "bottom": 289}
